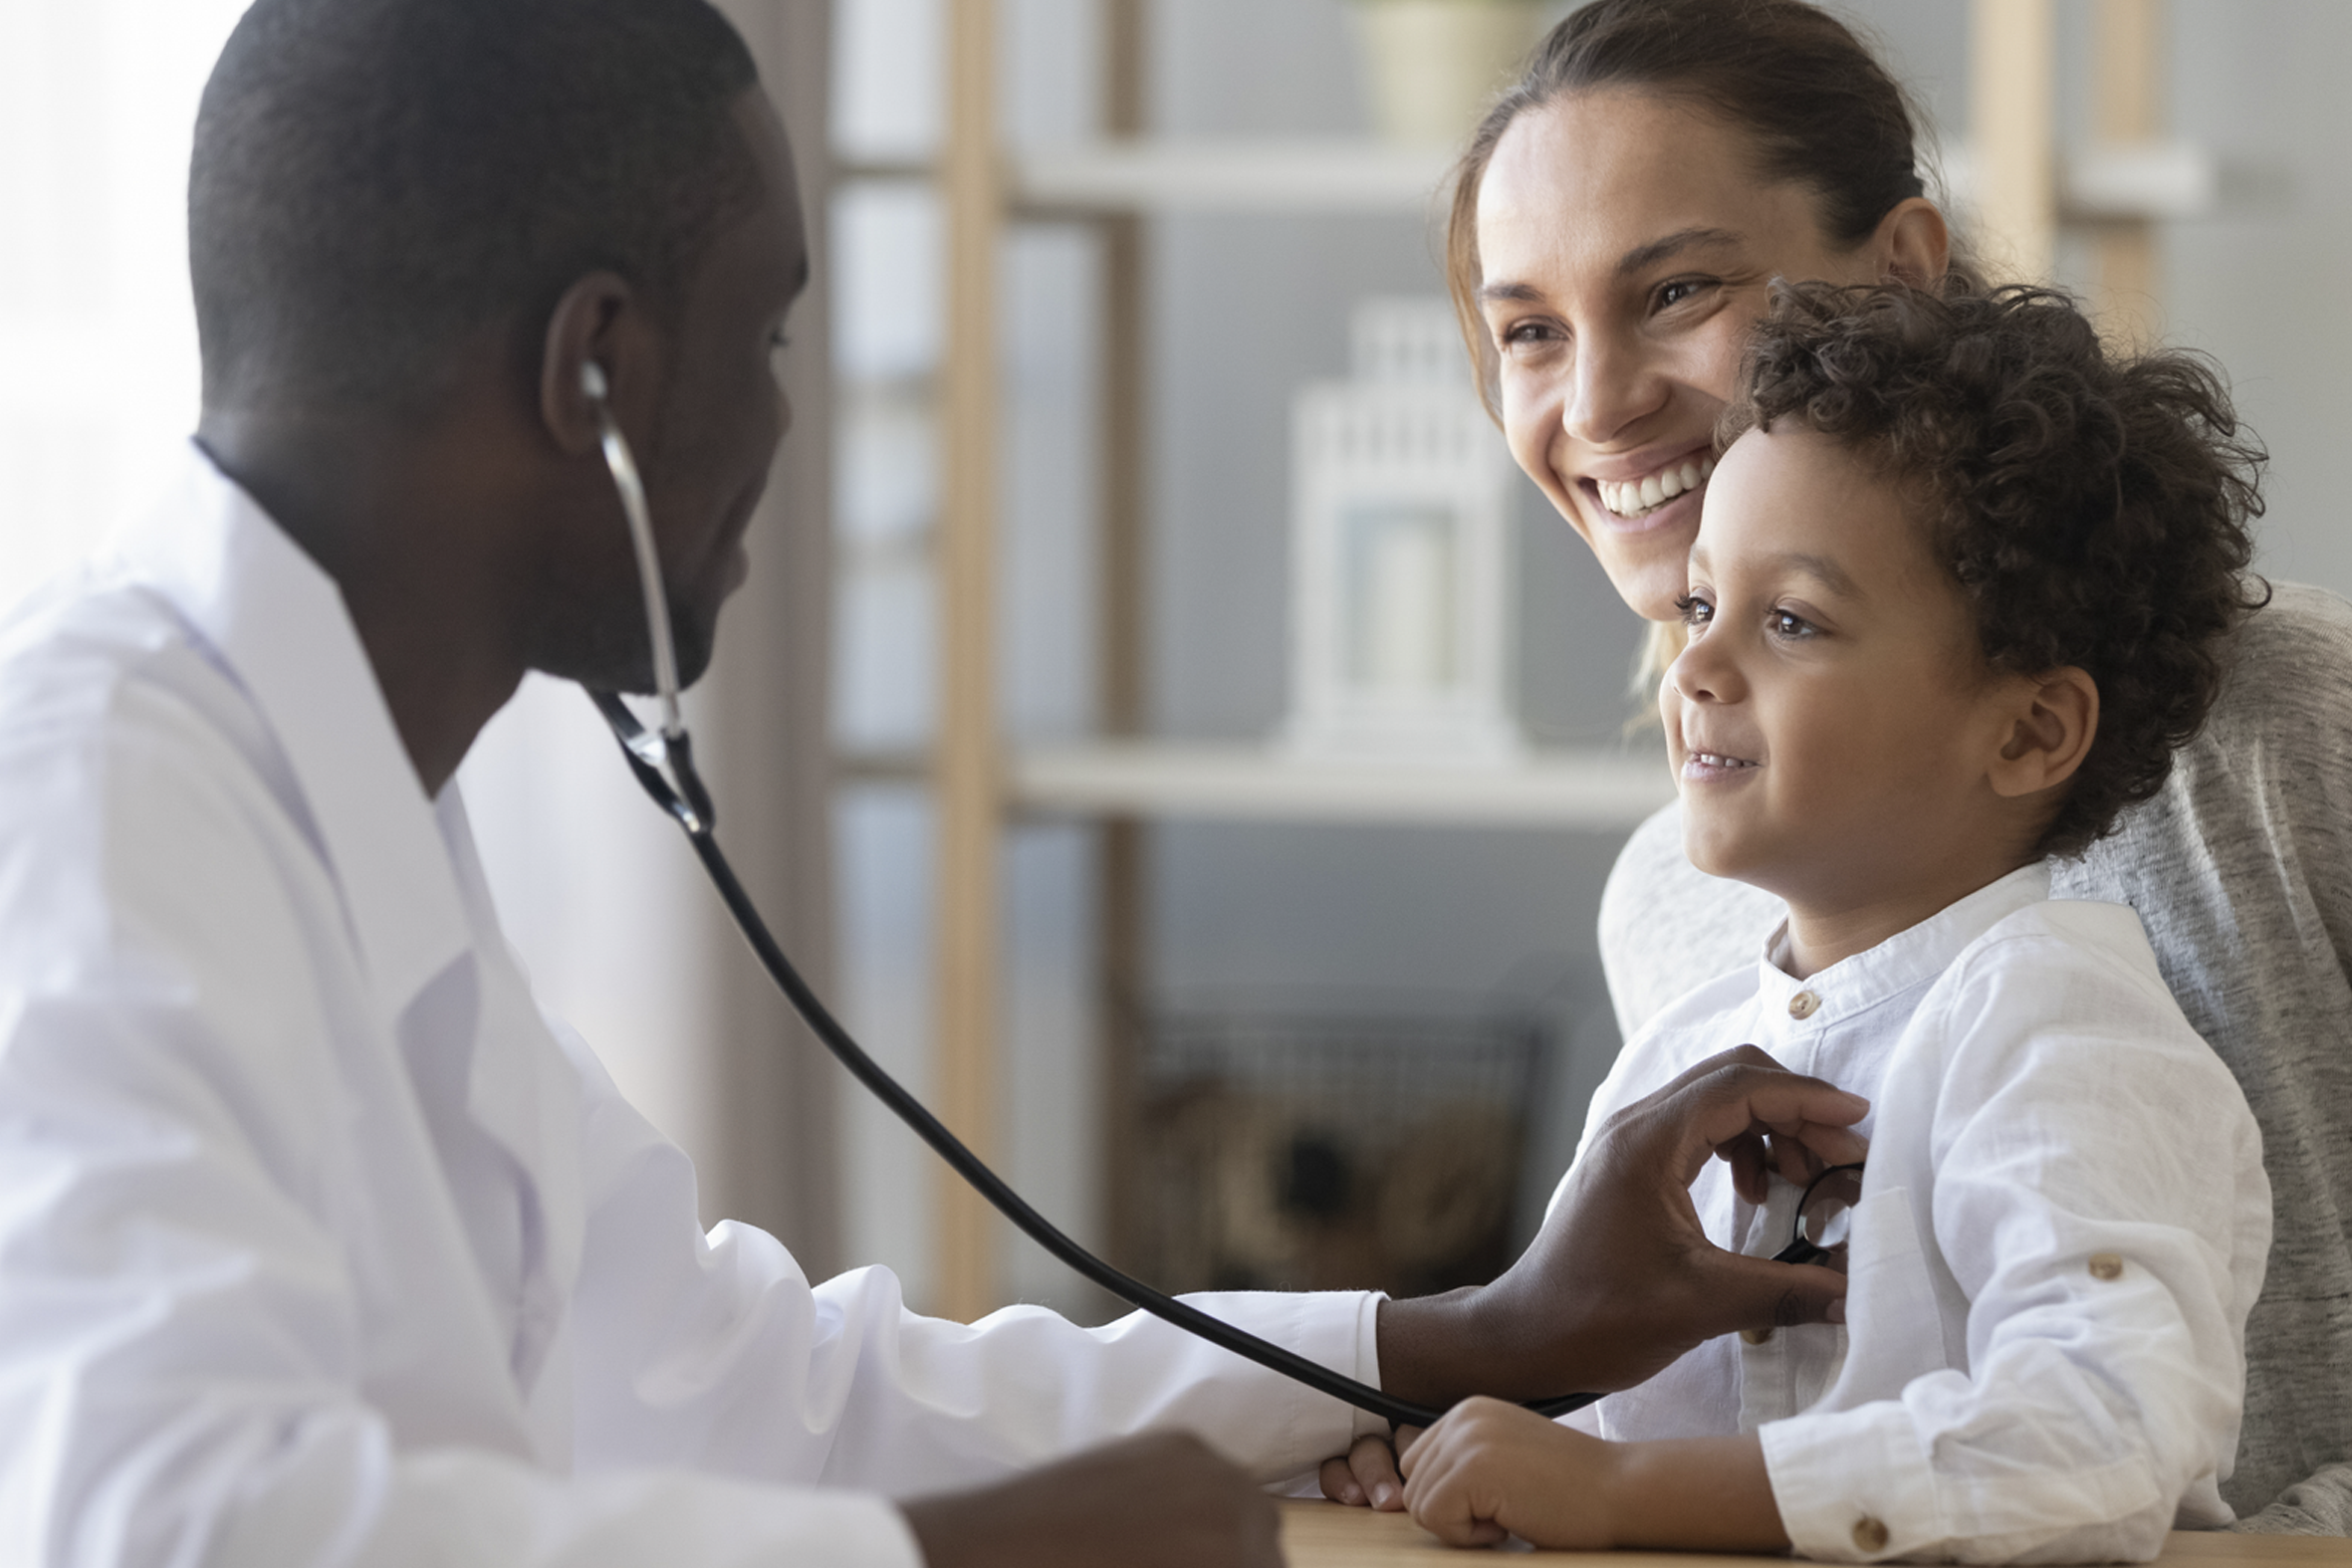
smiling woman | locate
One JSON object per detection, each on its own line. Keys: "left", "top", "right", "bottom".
{"left": 1443, "top": 0, "right": 1950, "bottom": 635}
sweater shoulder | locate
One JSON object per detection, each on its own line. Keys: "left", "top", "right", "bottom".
{"left": 1600, "top": 798, "right": 1782, "bottom": 1039}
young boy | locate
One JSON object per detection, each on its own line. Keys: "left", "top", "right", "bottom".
{"left": 1397, "top": 284, "right": 2272, "bottom": 1560}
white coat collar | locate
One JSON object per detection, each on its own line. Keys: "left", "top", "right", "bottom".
{"left": 118, "top": 446, "right": 586, "bottom": 1408}
{"left": 115, "top": 443, "right": 473, "bottom": 1034}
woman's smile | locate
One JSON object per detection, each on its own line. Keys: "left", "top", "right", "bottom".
{"left": 1573, "top": 445, "right": 1718, "bottom": 555}
{"left": 1591, "top": 452, "right": 1717, "bottom": 524}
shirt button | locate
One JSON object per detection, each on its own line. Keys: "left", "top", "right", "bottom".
{"left": 1788, "top": 990, "right": 1821, "bottom": 1019}
{"left": 2089, "top": 1252, "right": 2125, "bottom": 1280}
{"left": 1741, "top": 1326, "right": 1774, "bottom": 1345}
{"left": 1852, "top": 1516, "right": 1891, "bottom": 1553}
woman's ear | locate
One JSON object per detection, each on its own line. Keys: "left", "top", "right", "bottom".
{"left": 1875, "top": 196, "right": 1950, "bottom": 290}
{"left": 1989, "top": 666, "right": 2099, "bottom": 799}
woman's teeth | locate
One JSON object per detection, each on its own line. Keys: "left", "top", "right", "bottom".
{"left": 1597, "top": 456, "right": 1715, "bottom": 520}
{"left": 1690, "top": 752, "right": 1756, "bottom": 770}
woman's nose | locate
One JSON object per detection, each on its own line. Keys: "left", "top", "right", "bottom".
{"left": 1563, "top": 331, "right": 1670, "bottom": 448}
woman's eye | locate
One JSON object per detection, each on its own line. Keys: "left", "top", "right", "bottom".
{"left": 1498, "top": 318, "right": 1563, "bottom": 352}
{"left": 1674, "top": 592, "right": 1714, "bottom": 629}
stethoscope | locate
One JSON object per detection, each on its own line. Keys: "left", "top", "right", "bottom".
{"left": 578, "top": 362, "right": 1591, "bottom": 1430}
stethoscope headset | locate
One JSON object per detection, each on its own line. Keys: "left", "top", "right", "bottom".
{"left": 578, "top": 361, "right": 1592, "bottom": 1430}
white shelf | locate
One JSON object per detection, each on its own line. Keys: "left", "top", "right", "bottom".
{"left": 1005, "top": 742, "right": 1673, "bottom": 827}
{"left": 1912, "top": 141, "right": 2220, "bottom": 223}
{"left": 1010, "top": 138, "right": 1457, "bottom": 216}
{"left": 983, "top": 137, "right": 2221, "bottom": 224}
{"left": 2060, "top": 141, "right": 2219, "bottom": 222}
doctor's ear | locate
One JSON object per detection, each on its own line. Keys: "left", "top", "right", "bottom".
{"left": 539, "top": 270, "right": 653, "bottom": 456}
{"left": 1987, "top": 666, "right": 2099, "bottom": 800}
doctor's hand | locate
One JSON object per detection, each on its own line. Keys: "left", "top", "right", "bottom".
{"left": 900, "top": 1431, "right": 1281, "bottom": 1568}
{"left": 1374, "top": 1045, "right": 1868, "bottom": 1412}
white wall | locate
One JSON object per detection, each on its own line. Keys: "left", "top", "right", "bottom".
{"left": 2164, "top": 0, "right": 2352, "bottom": 597}
{"left": 0, "top": 0, "right": 253, "bottom": 586}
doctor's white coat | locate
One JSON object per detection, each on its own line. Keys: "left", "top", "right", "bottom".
{"left": 0, "top": 450, "right": 1382, "bottom": 1568}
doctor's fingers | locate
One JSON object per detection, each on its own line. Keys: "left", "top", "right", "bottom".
{"left": 1319, "top": 1432, "right": 1408, "bottom": 1509}
{"left": 1689, "top": 1245, "right": 1850, "bottom": 1332}
{"left": 1713, "top": 1128, "right": 1835, "bottom": 1206}
{"left": 1629, "top": 1047, "right": 1870, "bottom": 1184}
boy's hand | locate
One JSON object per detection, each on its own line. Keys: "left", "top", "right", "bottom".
{"left": 1399, "top": 1401, "right": 1788, "bottom": 1553}
{"left": 1399, "top": 1397, "right": 1617, "bottom": 1548}
{"left": 1378, "top": 1045, "right": 1867, "bottom": 1407}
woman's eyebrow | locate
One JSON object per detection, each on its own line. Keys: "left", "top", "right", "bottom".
{"left": 1479, "top": 279, "right": 1545, "bottom": 305}
{"left": 1480, "top": 227, "right": 1750, "bottom": 305}
{"left": 1615, "top": 226, "right": 1746, "bottom": 278}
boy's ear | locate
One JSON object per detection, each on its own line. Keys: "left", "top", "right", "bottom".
{"left": 1988, "top": 666, "right": 2099, "bottom": 799}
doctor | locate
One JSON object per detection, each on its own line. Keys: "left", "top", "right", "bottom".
{"left": 0, "top": 2, "right": 1871, "bottom": 1565}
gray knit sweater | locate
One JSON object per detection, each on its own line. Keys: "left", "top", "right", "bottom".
{"left": 1597, "top": 581, "right": 2352, "bottom": 1535}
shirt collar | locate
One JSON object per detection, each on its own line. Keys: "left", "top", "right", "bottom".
{"left": 1754, "top": 861, "right": 2054, "bottom": 1024}
{"left": 115, "top": 443, "right": 472, "bottom": 1022}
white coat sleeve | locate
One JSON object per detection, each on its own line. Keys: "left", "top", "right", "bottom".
{"left": 559, "top": 1032, "right": 1384, "bottom": 1496}
{"left": 1757, "top": 931, "right": 2270, "bottom": 1564}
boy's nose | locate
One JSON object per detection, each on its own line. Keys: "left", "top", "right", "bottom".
{"left": 1668, "top": 635, "right": 1744, "bottom": 707}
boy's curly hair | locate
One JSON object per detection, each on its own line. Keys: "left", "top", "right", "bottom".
{"left": 1720, "top": 282, "right": 2267, "bottom": 859}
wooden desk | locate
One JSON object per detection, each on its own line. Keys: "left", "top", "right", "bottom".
{"left": 1277, "top": 1500, "right": 2352, "bottom": 1564}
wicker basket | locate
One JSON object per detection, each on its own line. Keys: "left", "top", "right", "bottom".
{"left": 1137, "top": 1008, "right": 1544, "bottom": 1296}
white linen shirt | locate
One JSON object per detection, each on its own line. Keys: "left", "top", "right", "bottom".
{"left": 1558, "top": 864, "right": 2270, "bottom": 1563}
{"left": 0, "top": 449, "right": 1383, "bottom": 1568}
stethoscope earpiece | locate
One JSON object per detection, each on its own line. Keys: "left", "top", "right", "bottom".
{"left": 580, "top": 357, "right": 684, "bottom": 742}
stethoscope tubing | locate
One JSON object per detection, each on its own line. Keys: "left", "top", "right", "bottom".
{"left": 578, "top": 371, "right": 1590, "bottom": 1432}
{"left": 591, "top": 691, "right": 1595, "bottom": 1431}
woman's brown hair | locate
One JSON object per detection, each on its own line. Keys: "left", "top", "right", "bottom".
{"left": 1447, "top": 0, "right": 1936, "bottom": 396}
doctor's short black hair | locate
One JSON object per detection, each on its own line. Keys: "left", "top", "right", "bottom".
{"left": 1720, "top": 282, "right": 2268, "bottom": 861}
{"left": 190, "top": 0, "right": 760, "bottom": 412}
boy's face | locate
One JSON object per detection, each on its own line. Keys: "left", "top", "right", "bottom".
{"left": 1664, "top": 428, "right": 2040, "bottom": 917}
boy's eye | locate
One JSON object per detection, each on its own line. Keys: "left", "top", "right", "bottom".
{"left": 1767, "top": 608, "right": 1817, "bottom": 639}
{"left": 1655, "top": 277, "right": 1715, "bottom": 311}
{"left": 1674, "top": 591, "right": 1714, "bottom": 629}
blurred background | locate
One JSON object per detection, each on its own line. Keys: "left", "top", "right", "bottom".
{"left": 4, "top": 0, "right": 2345, "bottom": 1323}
